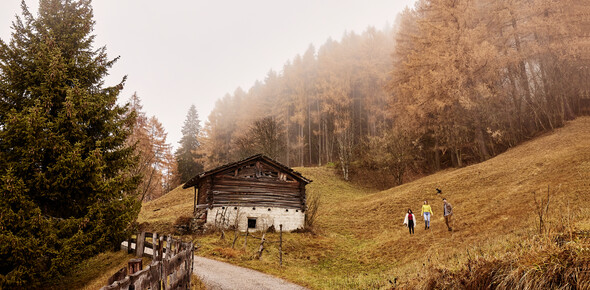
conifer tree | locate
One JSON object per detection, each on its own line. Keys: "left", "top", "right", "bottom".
{"left": 0, "top": 0, "right": 140, "bottom": 286}
{"left": 175, "top": 104, "right": 204, "bottom": 183}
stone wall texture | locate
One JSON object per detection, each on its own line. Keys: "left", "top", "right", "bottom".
{"left": 206, "top": 206, "right": 305, "bottom": 232}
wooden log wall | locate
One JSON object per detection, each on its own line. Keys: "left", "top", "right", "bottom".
{"left": 198, "top": 161, "right": 306, "bottom": 210}
{"left": 101, "top": 232, "right": 194, "bottom": 290}
{"left": 210, "top": 177, "right": 304, "bottom": 209}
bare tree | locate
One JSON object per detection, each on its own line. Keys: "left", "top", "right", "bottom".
{"left": 234, "top": 117, "right": 286, "bottom": 159}
{"left": 532, "top": 185, "right": 559, "bottom": 234}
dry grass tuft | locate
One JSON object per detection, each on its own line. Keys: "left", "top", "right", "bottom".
{"left": 174, "top": 215, "right": 193, "bottom": 226}
{"left": 211, "top": 247, "right": 244, "bottom": 259}
{"left": 421, "top": 232, "right": 586, "bottom": 289}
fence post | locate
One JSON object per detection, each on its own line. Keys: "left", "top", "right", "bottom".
{"left": 257, "top": 232, "right": 266, "bottom": 259}
{"left": 127, "top": 235, "right": 133, "bottom": 254}
{"left": 279, "top": 224, "right": 283, "bottom": 266}
{"left": 128, "top": 258, "right": 143, "bottom": 275}
{"left": 190, "top": 242, "right": 194, "bottom": 289}
{"left": 152, "top": 232, "right": 159, "bottom": 260}
{"left": 166, "top": 236, "right": 172, "bottom": 259}
{"left": 136, "top": 232, "right": 146, "bottom": 257}
{"left": 243, "top": 228, "right": 249, "bottom": 250}
{"left": 158, "top": 236, "right": 164, "bottom": 261}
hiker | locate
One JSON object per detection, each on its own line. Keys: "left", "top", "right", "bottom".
{"left": 421, "top": 200, "right": 433, "bottom": 229}
{"left": 443, "top": 198, "right": 453, "bottom": 231}
{"left": 403, "top": 209, "right": 416, "bottom": 234}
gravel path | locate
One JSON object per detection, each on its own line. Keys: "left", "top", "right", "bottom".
{"left": 193, "top": 256, "right": 307, "bottom": 290}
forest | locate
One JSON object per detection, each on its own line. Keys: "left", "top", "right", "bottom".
{"left": 194, "top": 0, "right": 589, "bottom": 185}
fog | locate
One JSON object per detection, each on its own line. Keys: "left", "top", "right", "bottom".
{"left": 0, "top": 0, "right": 416, "bottom": 148}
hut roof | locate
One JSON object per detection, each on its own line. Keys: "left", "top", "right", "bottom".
{"left": 182, "top": 154, "right": 312, "bottom": 189}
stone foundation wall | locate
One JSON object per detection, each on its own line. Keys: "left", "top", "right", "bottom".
{"left": 206, "top": 206, "right": 304, "bottom": 232}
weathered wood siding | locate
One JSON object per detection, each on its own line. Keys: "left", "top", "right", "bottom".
{"left": 197, "top": 176, "right": 210, "bottom": 205}
{"left": 198, "top": 161, "right": 305, "bottom": 209}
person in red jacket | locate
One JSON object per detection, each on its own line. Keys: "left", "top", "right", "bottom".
{"left": 403, "top": 209, "right": 416, "bottom": 234}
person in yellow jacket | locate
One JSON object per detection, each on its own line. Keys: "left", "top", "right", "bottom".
{"left": 421, "top": 200, "right": 433, "bottom": 230}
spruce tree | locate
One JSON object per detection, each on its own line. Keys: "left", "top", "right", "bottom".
{"left": 175, "top": 105, "right": 204, "bottom": 183}
{"left": 0, "top": 0, "right": 140, "bottom": 286}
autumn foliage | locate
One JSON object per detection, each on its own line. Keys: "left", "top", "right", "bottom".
{"left": 199, "top": 0, "right": 589, "bottom": 182}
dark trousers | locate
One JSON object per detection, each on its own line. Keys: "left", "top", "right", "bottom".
{"left": 408, "top": 220, "right": 414, "bottom": 234}
{"left": 444, "top": 215, "right": 453, "bottom": 230}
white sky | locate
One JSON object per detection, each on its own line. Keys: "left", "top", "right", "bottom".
{"left": 0, "top": 0, "right": 416, "bottom": 149}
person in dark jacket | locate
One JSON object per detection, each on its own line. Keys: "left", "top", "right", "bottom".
{"left": 443, "top": 198, "right": 453, "bottom": 231}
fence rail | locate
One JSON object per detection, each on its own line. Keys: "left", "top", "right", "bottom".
{"left": 100, "top": 232, "right": 194, "bottom": 290}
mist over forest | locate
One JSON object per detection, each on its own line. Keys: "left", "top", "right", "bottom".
{"left": 193, "top": 0, "right": 588, "bottom": 185}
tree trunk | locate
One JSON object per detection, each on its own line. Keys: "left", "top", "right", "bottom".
{"left": 434, "top": 139, "right": 441, "bottom": 171}
{"left": 476, "top": 126, "right": 490, "bottom": 162}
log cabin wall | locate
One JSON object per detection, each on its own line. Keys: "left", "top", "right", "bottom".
{"left": 197, "top": 177, "right": 210, "bottom": 205}
{"left": 203, "top": 160, "right": 305, "bottom": 210}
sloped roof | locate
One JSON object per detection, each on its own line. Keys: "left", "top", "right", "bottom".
{"left": 182, "top": 154, "right": 312, "bottom": 189}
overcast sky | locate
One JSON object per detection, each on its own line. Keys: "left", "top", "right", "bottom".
{"left": 0, "top": 0, "right": 416, "bottom": 149}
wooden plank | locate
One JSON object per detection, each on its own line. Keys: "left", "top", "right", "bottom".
{"left": 213, "top": 177, "right": 301, "bottom": 187}
{"left": 107, "top": 267, "right": 126, "bottom": 286}
{"left": 211, "top": 194, "right": 301, "bottom": 200}
{"left": 212, "top": 185, "right": 301, "bottom": 192}
{"left": 212, "top": 202, "right": 303, "bottom": 208}
{"left": 149, "top": 262, "right": 161, "bottom": 290}
{"left": 135, "top": 232, "right": 145, "bottom": 258}
{"left": 169, "top": 267, "right": 186, "bottom": 289}
{"left": 100, "top": 282, "right": 120, "bottom": 290}
{"left": 118, "top": 277, "right": 130, "bottom": 289}
{"left": 211, "top": 196, "right": 303, "bottom": 204}
{"left": 211, "top": 200, "right": 303, "bottom": 207}
{"left": 162, "top": 259, "right": 171, "bottom": 290}
{"left": 152, "top": 232, "right": 159, "bottom": 261}
{"left": 211, "top": 202, "right": 304, "bottom": 209}
{"left": 165, "top": 236, "right": 172, "bottom": 260}
{"left": 168, "top": 249, "right": 183, "bottom": 269}
{"left": 213, "top": 184, "right": 279, "bottom": 191}
{"left": 211, "top": 189, "right": 301, "bottom": 196}
{"left": 128, "top": 267, "right": 150, "bottom": 290}
{"left": 127, "top": 236, "right": 133, "bottom": 254}
{"left": 158, "top": 236, "right": 164, "bottom": 261}
{"left": 211, "top": 191, "right": 301, "bottom": 197}
{"left": 210, "top": 195, "right": 303, "bottom": 201}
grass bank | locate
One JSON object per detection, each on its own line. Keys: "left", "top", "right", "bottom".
{"left": 139, "top": 117, "right": 590, "bottom": 289}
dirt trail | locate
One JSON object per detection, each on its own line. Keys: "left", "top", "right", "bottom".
{"left": 193, "top": 256, "right": 307, "bottom": 290}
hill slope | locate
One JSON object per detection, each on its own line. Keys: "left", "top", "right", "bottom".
{"left": 139, "top": 117, "right": 590, "bottom": 288}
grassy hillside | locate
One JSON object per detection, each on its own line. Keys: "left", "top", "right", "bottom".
{"left": 139, "top": 117, "right": 590, "bottom": 289}
{"left": 138, "top": 180, "right": 195, "bottom": 233}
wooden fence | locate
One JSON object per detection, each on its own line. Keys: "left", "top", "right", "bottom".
{"left": 100, "top": 232, "right": 194, "bottom": 290}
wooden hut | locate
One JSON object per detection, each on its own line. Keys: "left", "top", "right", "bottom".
{"left": 183, "top": 154, "right": 312, "bottom": 232}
